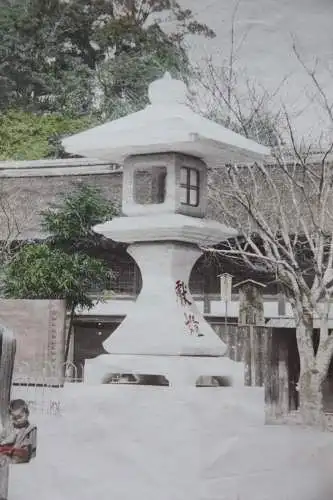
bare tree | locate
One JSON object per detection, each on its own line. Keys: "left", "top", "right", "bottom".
{"left": 0, "top": 179, "right": 26, "bottom": 295}
{"left": 203, "top": 43, "right": 333, "bottom": 427}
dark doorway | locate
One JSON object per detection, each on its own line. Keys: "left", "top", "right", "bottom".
{"left": 73, "top": 320, "right": 121, "bottom": 380}
{"left": 323, "top": 356, "right": 333, "bottom": 413}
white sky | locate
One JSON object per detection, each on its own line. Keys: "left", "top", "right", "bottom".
{"left": 175, "top": 0, "right": 333, "bottom": 143}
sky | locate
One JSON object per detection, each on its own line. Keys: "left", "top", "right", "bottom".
{"left": 170, "top": 0, "right": 333, "bottom": 143}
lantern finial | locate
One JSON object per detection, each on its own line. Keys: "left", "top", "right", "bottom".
{"left": 148, "top": 72, "right": 188, "bottom": 106}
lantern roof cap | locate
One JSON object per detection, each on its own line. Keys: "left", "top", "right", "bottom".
{"left": 62, "top": 73, "right": 270, "bottom": 165}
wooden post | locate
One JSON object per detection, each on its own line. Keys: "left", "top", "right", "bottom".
{"left": 0, "top": 326, "right": 16, "bottom": 500}
{"left": 278, "top": 335, "right": 289, "bottom": 416}
{"left": 218, "top": 273, "right": 233, "bottom": 358}
{"left": 234, "top": 279, "right": 266, "bottom": 386}
{"left": 203, "top": 273, "right": 211, "bottom": 315}
{"left": 234, "top": 279, "right": 266, "bottom": 326}
{"left": 264, "top": 327, "right": 280, "bottom": 422}
{"left": 277, "top": 292, "right": 286, "bottom": 316}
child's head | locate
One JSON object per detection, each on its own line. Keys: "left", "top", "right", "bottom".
{"left": 9, "top": 399, "right": 29, "bottom": 428}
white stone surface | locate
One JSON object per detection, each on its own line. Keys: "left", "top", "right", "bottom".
{"left": 85, "top": 354, "right": 245, "bottom": 388}
{"left": 11, "top": 384, "right": 333, "bottom": 500}
{"left": 91, "top": 243, "right": 226, "bottom": 354}
{"left": 94, "top": 213, "right": 237, "bottom": 245}
{"left": 84, "top": 242, "right": 248, "bottom": 385}
{"left": 69, "top": 74, "right": 266, "bottom": 387}
{"left": 121, "top": 153, "right": 208, "bottom": 218}
{"left": 62, "top": 73, "right": 269, "bottom": 164}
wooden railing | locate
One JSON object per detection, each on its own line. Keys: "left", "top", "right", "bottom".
{"left": 87, "top": 290, "right": 284, "bottom": 302}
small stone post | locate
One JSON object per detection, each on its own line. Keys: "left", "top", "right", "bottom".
{"left": 234, "top": 280, "right": 266, "bottom": 386}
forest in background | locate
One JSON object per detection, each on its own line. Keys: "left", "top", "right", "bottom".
{"left": 0, "top": 0, "right": 214, "bottom": 160}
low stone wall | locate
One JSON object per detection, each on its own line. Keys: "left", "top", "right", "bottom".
{"left": 0, "top": 299, "right": 66, "bottom": 384}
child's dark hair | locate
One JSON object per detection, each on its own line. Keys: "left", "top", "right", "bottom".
{"left": 9, "top": 399, "right": 29, "bottom": 416}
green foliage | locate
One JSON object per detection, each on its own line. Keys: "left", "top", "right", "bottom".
{"left": 0, "top": 0, "right": 215, "bottom": 159}
{"left": 3, "top": 184, "right": 118, "bottom": 308}
{"left": 0, "top": 0, "right": 101, "bottom": 113}
{"left": 0, "top": 0, "right": 214, "bottom": 118}
{"left": 41, "top": 184, "right": 119, "bottom": 251}
{"left": 97, "top": 48, "right": 189, "bottom": 119}
{"left": 0, "top": 110, "right": 97, "bottom": 160}
{"left": 3, "top": 243, "right": 107, "bottom": 309}
{"left": 0, "top": 0, "right": 214, "bottom": 159}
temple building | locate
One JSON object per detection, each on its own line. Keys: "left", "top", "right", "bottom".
{"left": 1, "top": 145, "right": 333, "bottom": 419}
{"left": 0, "top": 157, "right": 285, "bottom": 357}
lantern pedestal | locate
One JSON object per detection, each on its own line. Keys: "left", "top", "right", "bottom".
{"left": 85, "top": 234, "right": 243, "bottom": 386}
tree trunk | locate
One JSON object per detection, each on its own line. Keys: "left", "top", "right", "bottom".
{"left": 295, "top": 312, "right": 327, "bottom": 428}
{"left": 298, "top": 367, "right": 326, "bottom": 428}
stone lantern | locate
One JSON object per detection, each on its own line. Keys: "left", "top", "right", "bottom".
{"left": 63, "top": 72, "right": 269, "bottom": 387}
{"left": 62, "top": 73, "right": 270, "bottom": 499}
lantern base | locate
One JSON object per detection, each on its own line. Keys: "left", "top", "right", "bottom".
{"left": 84, "top": 354, "right": 245, "bottom": 388}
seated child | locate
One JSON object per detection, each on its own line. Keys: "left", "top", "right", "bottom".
{"left": 0, "top": 399, "right": 37, "bottom": 464}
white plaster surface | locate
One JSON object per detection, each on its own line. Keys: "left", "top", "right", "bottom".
{"left": 10, "top": 384, "right": 333, "bottom": 500}
{"left": 62, "top": 73, "right": 269, "bottom": 164}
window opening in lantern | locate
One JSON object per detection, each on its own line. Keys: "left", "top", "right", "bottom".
{"left": 196, "top": 375, "right": 232, "bottom": 387}
{"left": 102, "top": 373, "right": 170, "bottom": 386}
{"left": 180, "top": 166, "right": 200, "bottom": 207}
{"left": 134, "top": 166, "right": 167, "bottom": 205}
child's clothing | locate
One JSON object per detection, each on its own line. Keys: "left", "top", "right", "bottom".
{"left": 0, "top": 424, "right": 37, "bottom": 464}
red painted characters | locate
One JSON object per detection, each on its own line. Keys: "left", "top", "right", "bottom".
{"left": 175, "top": 280, "right": 192, "bottom": 306}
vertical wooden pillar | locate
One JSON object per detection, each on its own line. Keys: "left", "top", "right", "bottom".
{"left": 264, "top": 327, "right": 279, "bottom": 422}
{"left": 277, "top": 292, "right": 286, "bottom": 316}
{"left": 203, "top": 272, "right": 211, "bottom": 314}
{"left": 277, "top": 332, "right": 289, "bottom": 416}
{"left": 264, "top": 328, "right": 291, "bottom": 422}
{"left": 133, "top": 261, "right": 140, "bottom": 295}
{"left": 0, "top": 327, "right": 16, "bottom": 500}
{"left": 235, "top": 279, "right": 266, "bottom": 326}
{"left": 234, "top": 280, "right": 266, "bottom": 386}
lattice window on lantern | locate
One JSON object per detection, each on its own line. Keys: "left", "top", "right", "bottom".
{"left": 180, "top": 166, "right": 200, "bottom": 207}
{"left": 133, "top": 166, "right": 167, "bottom": 205}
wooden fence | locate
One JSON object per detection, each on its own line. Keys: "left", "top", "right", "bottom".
{"left": 210, "top": 322, "right": 270, "bottom": 387}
